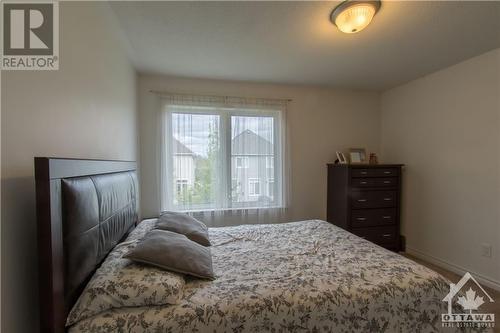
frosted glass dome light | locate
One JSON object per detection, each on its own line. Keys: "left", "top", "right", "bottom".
{"left": 331, "top": 1, "right": 381, "bottom": 34}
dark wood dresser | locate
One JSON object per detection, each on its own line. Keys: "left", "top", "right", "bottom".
{"left": 327, "top": 164, "right": 404, "bottom": 251}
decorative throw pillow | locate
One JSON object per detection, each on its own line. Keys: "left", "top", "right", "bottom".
{"left": 66, "top": 239, "right": 185, "bottom": 327}
{"left": 125, "top": 229, "right": 215, "bottom": 280}
{"left": 156, "top": 211, "right": 211, "bottom": 246}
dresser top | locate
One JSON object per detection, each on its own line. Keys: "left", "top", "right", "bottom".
{"left": 327, "top": 163, "right": 404, "bottom": 168}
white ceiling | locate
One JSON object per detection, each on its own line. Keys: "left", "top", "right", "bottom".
{"left": 110, "top": 1, "right": 500, "bottom": 91}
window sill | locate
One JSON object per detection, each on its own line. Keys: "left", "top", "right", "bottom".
{"left": 165, "top": 206, "right": 286, "bottom": 214}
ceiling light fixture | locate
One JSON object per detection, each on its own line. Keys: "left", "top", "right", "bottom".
{"left": 331, "top": 0, "right": 381, "bottom": 34}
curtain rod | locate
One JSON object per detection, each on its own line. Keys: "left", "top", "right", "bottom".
{"left": 149, "top": 90, "right": 292, "bottom": 102}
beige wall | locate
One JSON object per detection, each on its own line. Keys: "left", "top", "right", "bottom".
{"left": 381, "top": 48, "right": 500, "bottom": 288}
{"left": 138, "top": 74, "right": 380, "bottom": 223}
{"left": 1, "top": 3, "right": 137, "bottom": 332}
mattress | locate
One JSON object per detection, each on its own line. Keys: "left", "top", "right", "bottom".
{"left": 69, "top": 219, "right": 452, "bottom": 333}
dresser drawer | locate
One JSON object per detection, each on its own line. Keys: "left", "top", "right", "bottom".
{"left": 351, "top": 168, "right": 399, "bottom": 178}
{"left": 351, "top": 190, "right": 397, "bottom": 208}
{"left": 351, "top": 168, "right": 377, "bottom": 177}
{"left": 351, "top": 177, "right": 398, "bottom": 188}
{"left": 352, "top": 226, "right": 397, "bottom": 244}
{"left": 351, "top": 208, "right": 396, "bottom": 227}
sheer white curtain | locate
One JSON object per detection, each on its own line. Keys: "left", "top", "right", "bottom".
{"left": 157, "top": 93, "right": 290, "bottom": 227}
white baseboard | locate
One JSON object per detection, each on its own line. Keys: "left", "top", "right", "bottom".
{"left": 406, "top": 246, "right": 500, "bottom": 292}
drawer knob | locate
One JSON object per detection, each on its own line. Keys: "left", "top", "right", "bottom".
{"left": 383, "top": 181, "right": 391, "bottom": 184}
{"left": 361, "top": 171, "right": 367, "bottom": 175}
{"left": 382, "top": 216, "right": 392, "bottom": 219}
{"left": 356, "top": 217, "right": 366, "bottom": 221}
{"left": 357, "top": 199, "right": 367, "bottom": 202}
{"left": 360, "top": 181, "right": 367, "bottom": 185}
{"left": 383, "top": 198, "right": 392, "bottom": 201}
{"left": 384, "top": 171, "right": 391, "bottom": 174}
{"left": 382, "top": 234, "right": 392, "bottom": 237}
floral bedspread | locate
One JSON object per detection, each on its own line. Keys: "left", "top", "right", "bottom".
{"left": 69, "top": 219, "right": 453, "bottom": 333}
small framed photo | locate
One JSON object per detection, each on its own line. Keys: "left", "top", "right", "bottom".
{"left": 336, "top": 151, "right": 347, "bottom": 164}
{"left": 349, "top": 148, "right": 367, "bottom": 164}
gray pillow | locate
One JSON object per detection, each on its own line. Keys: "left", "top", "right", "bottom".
{"left": 124, "top": 229, "right": 215, "bottom": 280}
{"left": 156, "top": 211, "right": 211, "bottom": 246}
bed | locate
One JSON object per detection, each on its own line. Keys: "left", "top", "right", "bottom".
{"left": 35, "top": 158, "right": 452, "bottom": 333}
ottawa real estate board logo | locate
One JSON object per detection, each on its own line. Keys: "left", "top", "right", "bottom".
{"left": 442, "top": 272, "right": 495, "bottom": 328}
{"left": 1, "top": 1, "right": 59, "bottom": 70}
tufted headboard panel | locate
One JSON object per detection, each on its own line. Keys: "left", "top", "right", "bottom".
{"left": 35, "top": 158, "right": 138, "bottom": 333}
{"left": 61, "top": 171, "right": 138, "bottom": 307}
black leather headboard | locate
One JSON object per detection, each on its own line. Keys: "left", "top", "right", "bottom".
{"left": 61, "top": 171, "right": 138, "bottom": 307}
{"left": 35, "top": 158, "right": 138, "bottom": 333}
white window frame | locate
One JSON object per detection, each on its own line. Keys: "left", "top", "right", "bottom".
{"left": 248, "top": 178, "right": 261, "bottom": 196}
{"left": 235, "top": 156, "right": 249, "bottom": 169}
{"left": 175, "top": 179, "right": 189, "bottom": 196}
{"left": 267, "top": 178, "right": 274, "bottom": 197}
{"left": 162, "top": 103, "right": 286, "bottom": 212}
{"left": 266, "top": 156, "right": 274, "bottom": 169}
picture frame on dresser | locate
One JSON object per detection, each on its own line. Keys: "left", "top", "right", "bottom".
{"left": 336, "top": 151, "right": 348, "bottom": 164}
{"left": 326, "top": 163, "right": 404, "bottom": 251}
{"left": 348, "top": 148, "right": 367, "bottom": 164}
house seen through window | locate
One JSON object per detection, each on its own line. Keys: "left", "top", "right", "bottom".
{"left": 164, "top": 103, "right": 285, "bottom": 211}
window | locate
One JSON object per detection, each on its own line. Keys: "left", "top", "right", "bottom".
{"left": 235, "top": 156, "right": 249, "bottom": 168}
{"left": 266, "top": 156, "right": 274, "bottom": 169}
{"left": 160, "top": 96, "right": 287, "bottom": 212}
{"left": 248, "top": 178, "right": 260, "bottom": 196}
{"left": 175, "top": 179, "right": 189, "bottom": 196}
{"left": 267, "top": 178, "right": 274, "bottom": 198}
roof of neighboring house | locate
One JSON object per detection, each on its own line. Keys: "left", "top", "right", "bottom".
{"left": 232, "top": 129, "right": 273, "bottom": 155}
{"left": 173, "top": 138, "right": 194, "bottom": 155}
